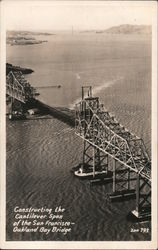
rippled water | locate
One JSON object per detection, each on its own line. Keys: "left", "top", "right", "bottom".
{"left": 6, "top": 33, "right": 151, "bottom": 241}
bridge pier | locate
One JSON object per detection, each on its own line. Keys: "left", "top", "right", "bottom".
{"left": 8, "top": 97, "right": 14, "bottom": 120}
{"left": 109, "top": 159, "right": 136, "bottom": 201}
{"left": 74, "top": 140, "right": 113, "bottom": 180}
{"left": 8, "top": 96, "right": 25, "bottom": 120}
{"left": 82, "top": 140, "right": 109, "bottom": 176}
{"left": 131, "top": 174, "right": 151, "bottom": 220}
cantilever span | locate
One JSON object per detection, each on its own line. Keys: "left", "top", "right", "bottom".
{"left": 75, "top": 97, "right": 151, "bottom": 181}
{"left": 75, "top": 86, "right": 151, "bottom": 220}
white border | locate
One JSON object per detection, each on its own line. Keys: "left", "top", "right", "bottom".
{"left": 0, "top": 1, "right": 157, "bottom": 249}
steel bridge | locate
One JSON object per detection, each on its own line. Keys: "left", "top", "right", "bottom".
{"left": 75, "top": 86, "right": 151, "bottom": 220}
{"left": 6, "top": 70, "right": 37, "bottom": 118}
{"left": 6, "top": 71, "right": 27, "bottom": 103}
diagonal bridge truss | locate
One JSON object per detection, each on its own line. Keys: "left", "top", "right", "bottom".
{"left": 6, "top": 71, "right": 26, "bottom": 103}
{"left": 75, "top": 86, "right": 151, "bottom": 220}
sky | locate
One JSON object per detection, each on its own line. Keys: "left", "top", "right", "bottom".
{"left": 2, "top": 1, "right": 156, "bottom": 31}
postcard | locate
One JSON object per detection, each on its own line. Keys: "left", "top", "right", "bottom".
{"left": 0, "top": 0, "right": 157, "bottom": 249}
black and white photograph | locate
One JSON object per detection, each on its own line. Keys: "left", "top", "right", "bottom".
{"left": 0, "top": 0, "right": 157, "bottom": 249}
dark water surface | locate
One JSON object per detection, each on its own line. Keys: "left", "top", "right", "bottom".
{"left": 6, "top": 33, "right": 151, "bottom": 240}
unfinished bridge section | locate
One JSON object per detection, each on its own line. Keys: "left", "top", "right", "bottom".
{"left": 75, "top": 86, "right": 151, "bottom": 220}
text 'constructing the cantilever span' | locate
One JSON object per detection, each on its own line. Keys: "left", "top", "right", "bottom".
{"left": 13, "top": 206, "right": 75, "bottom": 235}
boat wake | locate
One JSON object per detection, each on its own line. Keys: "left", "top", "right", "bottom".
{"left": 76, "top": 73, "right": 81, "bottom": 79}
{"left": 75, "top": 71, "right": 84, "bottom": 80}
{"left": 70, "top": 77, "right": 123, "bottom": 109}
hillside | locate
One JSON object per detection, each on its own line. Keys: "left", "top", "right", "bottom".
{"left": 104, "top": 24, "right": 151, "bottom": 34}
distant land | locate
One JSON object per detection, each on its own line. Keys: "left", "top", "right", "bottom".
{"left": 81, "top": 24, "right": 152, "bottom": 34}
{"left": 104, "top": 24, "right": 151, "bottom": 34}
{"left": 6, "top": 25, "right": 151, "bottom": 46}
{"left": 6, "top": 30, "right": 55, "bottom": 46}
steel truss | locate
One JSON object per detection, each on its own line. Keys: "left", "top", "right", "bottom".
{"left": 112, "top": 159, "right": 133, "bottom": 193}
{"left": 75, "top": 87, "right": 151, "bottom": 219}
{"left": 81, "top": 140, "right": 109, "bottom": 177}
{"left": 133, "top": 175, "right": 151, "bottom": 218}
{"left": 6, "top": 71, "right": 26, "bottom": 103}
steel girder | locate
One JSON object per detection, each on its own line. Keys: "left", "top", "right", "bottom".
{"left": 75, "top": 97, "right": 151, "bottom": 182}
